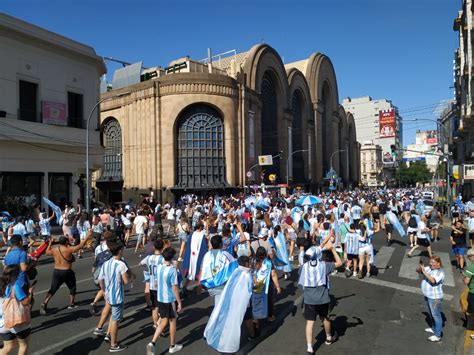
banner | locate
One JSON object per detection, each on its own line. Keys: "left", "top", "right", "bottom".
{"left": 379, "top": 108, "right": 396, "bottom": 138}
{"left": 42, "top": 101, "right": 67, "bottom": 126}
{"left": 425, "top": 130, "right": 438, "bottom": 145}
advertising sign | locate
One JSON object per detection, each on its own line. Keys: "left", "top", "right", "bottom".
{"left": 425, "top": 130, "right": 438, "bottom": 145}
{"left": 42, "top": 101, "right": 67, "bottom": 126}
{"left": 463, "top": 164, "right": 474, "bottom": 180}
{"left": 383, "top": 151, "right": 393, "bottom": 164}
{"left": 379, "top": 108, "right": 396, "bottom": 138}
{"left": 258, "top": 155, "right": 273, "bottom": 166}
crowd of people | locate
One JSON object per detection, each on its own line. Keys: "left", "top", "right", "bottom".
{"left": 0, "top": 187, "right": 472, "bottom": 353}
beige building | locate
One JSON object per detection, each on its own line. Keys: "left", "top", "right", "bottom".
{"left": 360, "top": 140, "right": 383, "bottom": 187}
{"left": 98, "top": 45, "right": 360, "bottom": 203}
{"left": 0, "top": 13, "right": 106, "bottom": 213}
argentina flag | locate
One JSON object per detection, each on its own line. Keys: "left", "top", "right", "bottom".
{"left": 42, "top": 197, "right": 63, "bottom": 225}
{"left": 386, "top": 211, "right": 406, "bottom": 237}
{"left": 204, "top": 266, "right": 253, "bottom": 353}
{"left": 200, "top": 250, "right": 237, "bottom": 289}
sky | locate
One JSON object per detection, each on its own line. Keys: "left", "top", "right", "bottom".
{"left": 2, "top": 0, "right": 460, "bottom": 145}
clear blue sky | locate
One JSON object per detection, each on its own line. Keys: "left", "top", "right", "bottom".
{"left": 2, "top": 0, "right": 459, "bottom": 145}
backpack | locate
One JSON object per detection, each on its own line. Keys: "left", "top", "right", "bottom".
{"left": 94, "top": 248, "right": 112, "bottom": 269}
{"left": 408, "top": 216, "right": 418, "bottom": 228}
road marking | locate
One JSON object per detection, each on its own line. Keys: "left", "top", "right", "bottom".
{"left": 398, "top": 253, "right": 420, "bottom": 280}
{"left": 464, "top": 330, "right": 474, "bottom": 355}
{"left": 374, "top": 246, "right": 395, "bottom": 274}
{"left": 32, "top": 304, "right": 146, "bottom": 355}
{"left": 35, "top": 263, "right": 142, "bottom": 295}
{"left": 437, "top": 251, "right": 455, "bottom": 287}
{"left": 334, "top": 273, "right": 453, "bottom": 301}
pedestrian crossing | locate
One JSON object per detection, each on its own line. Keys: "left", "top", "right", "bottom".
{"left": 373, "top": 246, "right": 455, "bottom": 287}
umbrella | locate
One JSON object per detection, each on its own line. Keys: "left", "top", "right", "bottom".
{"left": 296, "top": 195, "right": 322, "bottom": 206}
{"left": 244, "top": 196, "right": 256, "bottom": 207}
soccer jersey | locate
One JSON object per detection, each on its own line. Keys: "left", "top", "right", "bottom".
{"left": 344, "top": 232, "right": 360, "bottom": 255}
{"left": 156, "top": 264, "right": 178, "bottom": 303}
{"left": 99, "top": 258, "right": 128, "bottom": 305}
{"left": 39, "top": 219, "right": 51, "bottom": 236}
{"left": 140, "top": 254, "right": 164, "bottom": 290}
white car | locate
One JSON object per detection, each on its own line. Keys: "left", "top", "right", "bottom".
{"left": 421, "top": 199, "right": 434, "bottom": 214}
{"left": 422, "top": 191, "right": 434, "bottom": 200}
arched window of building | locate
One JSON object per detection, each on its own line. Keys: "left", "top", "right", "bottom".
{"left": 261, "top": 72, "right": 279, "bottom": 177}
{"left": 100, "top": 118, "right": 123, "bottom": 181}
{"left": 177, "top": 105, "right": 227, "bottom": 188}
{"left": 291, "top": 90, "right": 305, "bottom": 182}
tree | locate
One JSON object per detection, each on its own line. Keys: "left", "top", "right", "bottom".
{"left": 395, "top": 160, "right": 433, "bottom": 187}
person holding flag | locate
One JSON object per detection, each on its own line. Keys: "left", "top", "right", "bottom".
{"left": 200, "top": 235, "right": 237, "bottom": 305}
{"left": 182, "top": 221, "right": 208, "bottom": 294}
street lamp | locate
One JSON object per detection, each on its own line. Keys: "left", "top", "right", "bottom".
{"left": 286, "top": 150, "right": 309, "bottom": 186}
{"left": 85, "top": 91, "right": 129, "bottom": 212}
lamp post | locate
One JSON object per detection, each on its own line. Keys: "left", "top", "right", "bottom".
{"left": 286, "top": 149, "right": 309, "bottom": 186}
{"left": 85, "top": 92, "right": 129, "bottom": 212}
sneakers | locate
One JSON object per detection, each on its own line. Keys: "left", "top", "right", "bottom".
{"left": 289, "top": 256, "right": 294, "bottom": 262}
{"left": 325, "top": 331, "right": 338, "bottom": 345}
{"left": 104, "top": 334, "right": 111, "bottom": 343}
{"left": 177, "top": 257, "right": 183, "bottom": 262}
{"left": 109, "top": 344, "right": 127, "bottom": 352}
{"left": 146, "top": 342, "right": 155, "bottom": 355}
{"left": 169, "top": 344, "right": 183, "bottom": 353}
{"left": 427, "top": 335, "right": 441, "bottom": 342}
{"left": 345, "top": 268, "right": 352, "bottom": 278}
{"left": 424, "top": 328, "right": 434, "bottom": 334}
{"left": 67, "top": 303, "right": 78, "bottom": 309}
{"left": 353, "top": 271, "right": 357, "bottom": 277}
{"left": 40, "top": 303, "right": 47, "bottom": 316}
{"left": 93, "top": 328, "right": 106, "bottom": 336}
{"left": 90, "top": 303, "right": 97, "bottom": 316}
{"left": 357, "top": 270, "right": 363, "bottom": 279}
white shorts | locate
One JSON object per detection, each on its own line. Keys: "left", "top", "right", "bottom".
{"left": 407, "top": 227, "right": 418, "bottom": 234}
{"left": 359, "top": 244, "right": 372, "bottom": 256}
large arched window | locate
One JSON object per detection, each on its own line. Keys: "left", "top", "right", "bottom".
{"left": 176, "top": 105, "right": 227, "bottom": 188}
{"left": 261, "top": 72, "right": 279, "bottom": 177}
{"left": 100, "top": 118, "right": 123, "bottom": 181}
{"left": 291, "top": 90, "right": 305, "bottom": 183}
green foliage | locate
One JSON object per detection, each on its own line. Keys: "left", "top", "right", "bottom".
{"left": 395, "top": 160, "right": 433, "bottom": 187}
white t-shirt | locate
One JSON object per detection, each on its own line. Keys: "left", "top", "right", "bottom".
{"left": 95, "top": 241, "right": 109, "bottom": 257}
{"left": 134, "top": 215, "right": 148, "bottom": 235}
{"left": 417, "top": 221, "right": 428, "bottom": 239}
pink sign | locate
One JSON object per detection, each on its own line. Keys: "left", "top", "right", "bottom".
{"left": 42, "top": 101, "right": 67, "bottom": 126}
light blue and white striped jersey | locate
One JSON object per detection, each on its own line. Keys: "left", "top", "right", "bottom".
{"left": 421, "top": 266, "right": 444, "bottom": 299}
{"left": 156, "top": 264, "right": 178, "bottom": 303}
{"left": 12, "top": 224, "right": 26, "bottom": 237}
{"left": 140, "top": 254, "right": 164, "bottom": 291}
{"left": 351, "top": 206, "right": 362, "bottom": 220}
{"left": 99, "top": 258, "right": 128, "bottom": 305}
{"left": 39, "top": 219, "right": 51, "bottom": 236}
{"left": 344, "top": 232, "right": 360, "bottom": 255}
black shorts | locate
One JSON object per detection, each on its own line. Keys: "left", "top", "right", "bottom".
{"left": 347, "top": 253, "right": 359, "bottom": 261}
{"left": 385, "top": 224, "right": 393, "bottom": 233}
{"left": 149, "top": 290, "right": 159, "bottom": 308}
{"left": 48, "top": 269, "right": 76, "bottom": 296}
{"left": 304, "top": 303, "right": 329, "bottom": 321}
{"left": 353, "top": 219, "right": 360, "bottom": 227}
{"left": 417, "top": 238, "right": 430, "bottom": 247}
{"left": 372, "top": 213, "right": 380, "bottom": 221}
{"left": 470, "top": 233, "right": 474, "bottom": 241}
{"left": 157, "top": 301, "right": 177, "bottom": 319}
{"left": 1, "top": 327, "right": 31, "bottom": 341}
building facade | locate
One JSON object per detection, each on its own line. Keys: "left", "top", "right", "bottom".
{"left": 453, "top": 2, "right": 474, "bottom": 199}
{"left": 0, "top": 13, "right": 106, "bottom": 213}
{"left": 360, "top": 140, "right": 383, "bottom": 188}
{"left": 98, "top": 45, "right": 360, "bottom": 203}
{"left": 403, "top": 130, "right": 440, "bottom": 173}
{"left": 342, "top": 96, "right": 403, "bottom": 186}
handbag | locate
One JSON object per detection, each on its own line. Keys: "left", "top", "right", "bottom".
{"left": 3, "top": 285, "right": 31, "bottom": 329}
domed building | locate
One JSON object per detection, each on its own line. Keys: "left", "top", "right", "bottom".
{"left": 97, "top": 44, "right": 360, "bottom": 203}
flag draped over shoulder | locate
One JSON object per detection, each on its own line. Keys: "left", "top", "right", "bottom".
{"left": 252, "top": 258, "right": 272, "bottom": 319}
{"left": 42, "top": 197, "right": 63, "bottom": 225}
{"left": 269, "top": 232, "right": 291, "bottom": 272}
{"left": 182, "top": 231, "right": 208, "bottom": 281}
{"left": 204, "top": 266, "right": 253, "bottom": 353}
{"left": 200, "top": 250, "right": 237, "bottom": 289}
{"left": 386, "top": 211, "right": 406, "bottom": 237}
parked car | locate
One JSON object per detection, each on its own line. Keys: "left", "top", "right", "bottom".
{"left": 421, "top": 199, "right": 434, "bottom": 214}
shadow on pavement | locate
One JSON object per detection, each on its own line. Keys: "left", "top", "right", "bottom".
{"left": 53, "top": 335, "right": 104, "bottom": 354}
{"left": 312, "top": 315, "right": 364, "bottom": 353}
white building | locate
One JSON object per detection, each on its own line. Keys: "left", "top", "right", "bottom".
{"left": 403, "top": 130, "right": 440, "bottom": 173}
{"left": 0, "top": 13, "right": 106, "bottom": 214}
{"left": 360, "top": 140, "right": 383, "bottom": 187}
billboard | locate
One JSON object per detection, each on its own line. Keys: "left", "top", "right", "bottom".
{"left": 42, "top": 101, "right": 67, "bottom": 126}
{"left": 379, "top": 108, "right": 396, "bottom": 138}
{"left": 425, "top": 130, "right": 438, "bottom": 145}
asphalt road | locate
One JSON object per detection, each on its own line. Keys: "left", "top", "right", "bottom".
{"left": 26, "top": 226, "right": 466, "bottom": 355}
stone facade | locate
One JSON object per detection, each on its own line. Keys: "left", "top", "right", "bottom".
{"left": 99, "top": 44, "right": 360, "bottom": 202}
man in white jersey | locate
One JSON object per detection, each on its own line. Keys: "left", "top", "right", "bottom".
{"left": 351, "top": 203, "right": 362, "bottom": 226}
{"left": 94, "top": 240, "right": 134, "bottom": 353}
{"left": 140, "top": 239, "right": 165, "bottom": 328}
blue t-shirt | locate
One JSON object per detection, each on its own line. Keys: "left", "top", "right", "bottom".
{"left": 5, "top": 280, "right": 27, "bottom": 301}
{"left": 4, "top": 248, "right": 28, "bottom": 286}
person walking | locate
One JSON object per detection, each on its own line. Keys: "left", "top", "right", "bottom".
{"left": 450, "top": 219, "right": 467, "bottom": 271}
{"left": 417, "top": 255, "right": 445, "bottom": 342}
{"left": 463, "top": 249, "right": 474, "bottom": 334}
{"left": 407, "top": 215, "right": 432, "bottom": 258}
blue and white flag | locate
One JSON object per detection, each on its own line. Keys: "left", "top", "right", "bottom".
{"left": 42, "top": 197, "right": 63, "bottom": 225}
{"left": 386, "top": 211, "right": 406, "bottom": 237}
{"left": 269, "top": 232, "right": 291, "bottom": 273}
{"left": 182, "top": 231, "right": 208, "bottom": 281}
{"left": 204, "top": 266, "right": 253, "bottom": 353}
{"left": 214, "top": 197, "right": 225, "bottom": 215}
{"left": 200, "top": 250, "right": 237, "bottom": 289}
{"left": 252, "top": 258, "right": 272, "bottom": 319}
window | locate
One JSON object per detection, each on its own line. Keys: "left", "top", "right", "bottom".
{"left": 100, "top": 118, "right": 123, "bottom": 182}
{"left": 68, "top": 92, "right": 84, "bottom": 128}
{"left": 19, "top": 80, "right": 38, "bottom": 122}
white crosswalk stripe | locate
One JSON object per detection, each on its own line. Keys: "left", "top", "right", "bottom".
{"left": 374, "top": 246, "right": 395, "bottom": 274}
{"left": 398, "top": 253, "right": 421, "bottom": 280}
{"left": 437, "top": 251, "right": 455, "bottom": 287}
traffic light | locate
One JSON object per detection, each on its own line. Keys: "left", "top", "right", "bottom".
{"left": 390, "top": 144, "right": 396, "bottom": 158}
